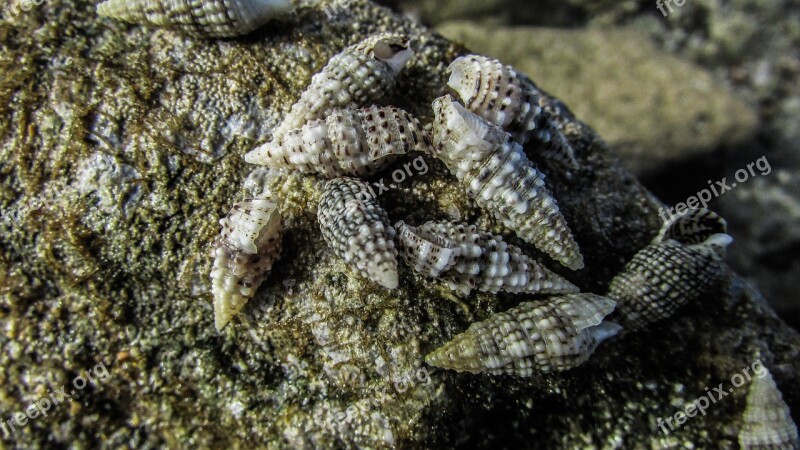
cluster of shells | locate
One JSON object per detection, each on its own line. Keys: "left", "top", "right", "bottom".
{"left": 94, "top": 1, "right": 796, "bottom": 445}
{"left": 202, "top": 30, "right": 735, "bottom": 378}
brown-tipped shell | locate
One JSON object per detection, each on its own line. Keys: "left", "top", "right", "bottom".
{"left": 396, "top": 220, "right": 579, "bottom": 296}
{"left": 607, "top": 235, "right": 731, "bottom": 331}
{"left": 245, "top": 105, "right": 430, "bottom": 176}
{"left": 739, "top": 368, "right": 799, "bottom": 450}
{"left": 318, "top": 177, "right": 399, "bottom": 289}
{"left": 97, "top": 0, "right": 295, "bottom": 38}
{"left": 425, "top": 294, "right": 621, "bottom": 376}
{"left": 211, "top": 198, "right": 283, "bottom": 331}
{"left": 431, "top": 95, "right": 583, "bottom": 270}
{"left": 269, "top": 33, "right": 414, "bottom": 140}
{"left": 447, "top": 54, "right": 578, "bottom": 169}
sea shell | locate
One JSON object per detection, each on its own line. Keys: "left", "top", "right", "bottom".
{"left": 245, "top": 105, "right": 431, "bottom": 176}
{"left": 269, "top": 33, "right": 414, "bottom": 140}
{"left": 318, "top": 177, "right": 399, "bottom": 289}
{"left": 739, "top": 368, "right": 800, "bottom": 450}
{"left": 425, "top": 294, "right": 622, "bottom": 376}
{"left": 447, "top": 55, "right": 578, "bottom": 169}
{"left": 607, "top": 233, "right": 732, "bottom": 331}
{"left": 394, "top": 221, "right": 459, "bottom": 279}
{"left": 96, "top": 0, "right": 295, "bottom": 38}
{"left": 431, "top": 95, "right": 584, "bottom": 270}
{"left": 395, "top": 220, "right": 579, "bottom": 296}
{"left": 211, "top": 198, "right": 283, "bottom": 331}
{"left": 655, "top": 208, "right": 728, "bottom": 248}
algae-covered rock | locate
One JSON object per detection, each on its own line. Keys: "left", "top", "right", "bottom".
{"left": 0, "top": 0, "right": 797, "bottom": 448}
{"left": 437, "top": 22, "right": 759, "bottom": 175}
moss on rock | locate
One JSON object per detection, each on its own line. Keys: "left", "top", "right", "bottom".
{"left": 0, "top": 0, "right": 797, "bottom": 448}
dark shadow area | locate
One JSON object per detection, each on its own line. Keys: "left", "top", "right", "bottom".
{"left": 638, "top": 133, "right": 800, "bottom": 331}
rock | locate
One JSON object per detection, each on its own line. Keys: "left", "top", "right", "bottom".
{"left": 436, "top": 22, "right": 759, "bottom": 175}
{"left": 389, "top": 0, "right": 507, "bottom": 24}
{"left": 0, "top": 0, "right": 797, "bottom": 448}
{"left": 720, "top": 161, "right": 800, "bottom": 331}
{"left": 381, "top": 0, "right": 625, "bottom": 27}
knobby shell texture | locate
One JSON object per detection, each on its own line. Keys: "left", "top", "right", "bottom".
{"left": 447, "top": 54, "right": 578, "bottom": 169}
{"left": 396, "top": 220, "right": 579, "bottom": 295}
{"left": 211, "top": 198, "right": 283, "bottom": 330}
{"left": 268, "top": 33, "right": 415, "bottom": 140}
{"left": 96, "top": 0, "right": 296, "bottom": 38}
{"left": 395, "top": 220, "right": 459, "bottom": 278}
{"left": 739, "top": 368, "right": 800, "bottom": 450}
{"left": 318, "top": 177, "right": 399, "bottom": 289}
{"left": 431, "top": 95, "right": 583, "bottom": 270}
{"left": 425, "top": 293, "right": 622, "bottom": 376}
{"left": 608, "top": 234, "right": 731, "bottom": 331}
{"left": 245, "top": 105, "right": 431, "bottom": 176}
{"left": 3, "top": 0, "right": 800, "bottom": 447}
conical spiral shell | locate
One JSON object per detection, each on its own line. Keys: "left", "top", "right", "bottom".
{"left": 396, "top": 220, "right": 579, "bottom": 296}
{"left": 655, "top": 208, "right": 728, "bottom": 247}
{"left": 425, "top": 294, "right": 622, "bottom": 376}
{"left": 211, "top": 198, "right": 283, "bottom": 331}
{"left": 739, "top": 368, "right": 799, "bottom": 450}
{"left": 245, "top": 105, "right": 431, "bottom": 176}
{"left": 431, "top": 95, "right": 583, "bottom": 270}
{"left": 269, "top": 34, "right": 414, "bottom": 140}
{"left": 97, "top": 0, "right": 294, "bottom": 38}
{"left": 607, "top": 235, "right": 731, "bottom": 331}
{"left": 447, "top": 55, "right": 578, "bottom": 169}
{"left": 318, "top": 177, "right": 399, "bottom": 289}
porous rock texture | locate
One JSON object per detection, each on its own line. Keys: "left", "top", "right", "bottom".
{"left": 0, "top": 0, "right": 797, "bottom": 448}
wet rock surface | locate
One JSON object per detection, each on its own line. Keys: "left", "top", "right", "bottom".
{"left": 0, "top": 0, "right": 798, "bottom": 448}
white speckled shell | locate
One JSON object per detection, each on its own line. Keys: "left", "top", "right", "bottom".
{"left": 396, "top": 220, "right": 579, "bottom": 296}
{"left": 211, "top": 198, "right": 283, "bottom": 331}
{"left": 739, "top": 368, "right": 799, "bottom": 450}
{"left": 395, "top": 221, "right": 459, "bottom": 278}
{"left": 447, "top": 55, "right": 578, "bottom": 169}
{"left": 607, "top": 235, "right": 730, "bottom": 331}
{"left": 655, "top": 208, "right": 728, "bottom": 247}
{"left": 245, "top": 105, "right": 431, "bottom": 176}
{"left": 318, "top": 177, "right": 399, "bottom": 289}
{"left": 431, "top": 95, "right": 583, "bottom": 270}
{"left": 96, "top": 0, "right": 294, "bottom": 38}
{"left": 425, "top": 294, "right": 622, "bottom": 376}
{"left": 270, "top": 33, "right": 414, "bottom": 140}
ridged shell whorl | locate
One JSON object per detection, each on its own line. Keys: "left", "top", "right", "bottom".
{"left": 395, "top": 221, "right": 459, "bottom": 279}
{"left": 211, "top": 198, "right": 283, "bottom": 331}
{"left": 425, "top": 294, "right": 622, "bottom": 376}
{"left": 396, "top": 220, "right": 579, "bottom": 296}
{"left": 447, "top": 55, "right": 578, "bottom": 169}
{"left": 97, "top": 0, "right": 295, "bottom": 38}
{"left": 245, "top": 106, "right": 431, "bottom": 176}
{"left": 431, "top": 95, "right": 584, "bottom": 270}
{"left": 269, "top": 33, "right": 414, "bottom": 140}
{"left": 318, "top": 177, "right": 399, "bottom": 289}
{"left": 655, "top": 208, "right": 728, "bottom": 248}
{"left": 739, "top": 368, "right": 799, "bottom": 450}
{"left": 608, "top": 233, "right": 732, "bottom": 331}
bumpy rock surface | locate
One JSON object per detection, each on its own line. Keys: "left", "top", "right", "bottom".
{"left": 0, "top": 0, "right": 797, "bottom": 448}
